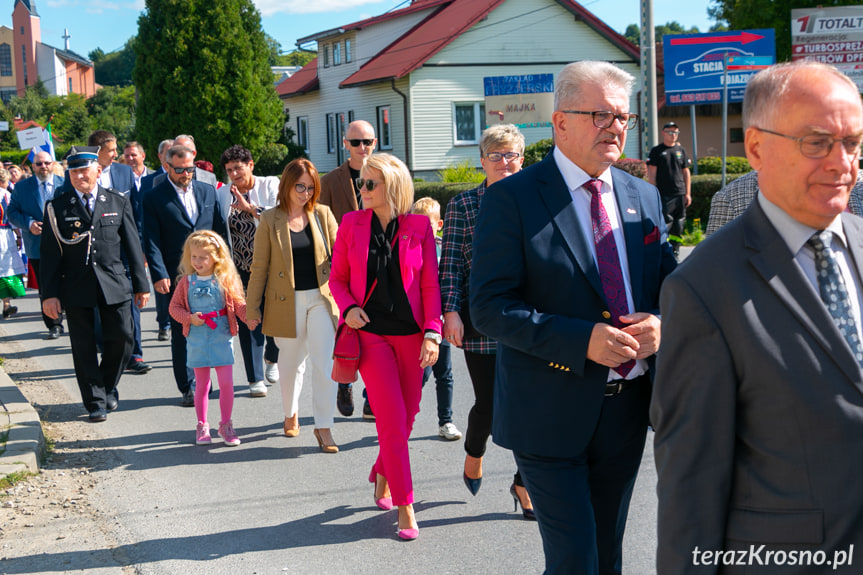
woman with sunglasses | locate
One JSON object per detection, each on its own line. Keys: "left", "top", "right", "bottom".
{"left": 246, "top": 158, "right": 340, "bottom": 453}
{"left": 329, "top": 153, "right": 442, "bottom": 541}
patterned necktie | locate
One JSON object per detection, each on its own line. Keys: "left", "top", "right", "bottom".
{"left": 585, "top": 179, "right": 635, "bottom": 377}
{"left": 40, "top": 181, "right": 48, "bottom": 209}
{"left": 808, "top": 230, "right": 863, "bottom": 368}
{"left": 82, "top": 193, "right": 93, "bottom": 217}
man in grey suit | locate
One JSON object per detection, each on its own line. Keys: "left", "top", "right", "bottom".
{"left": 653, "top": 60, "right": 863, "bottom": 573}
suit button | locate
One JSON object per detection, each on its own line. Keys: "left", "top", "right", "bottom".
{"left": 602, "top": 311, "right": 611, "bottom": 319}
{"left": 280, "top": 296, "right": 285, "bottom": 301}
{"left": 278, "top": 272, "right": 284, "bottom": 278}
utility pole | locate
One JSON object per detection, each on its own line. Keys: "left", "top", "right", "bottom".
{"left": 640, "top": 0, "right": 658, "bottom": 157}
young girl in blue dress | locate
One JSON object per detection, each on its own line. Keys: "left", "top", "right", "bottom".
{"left": 170, "top": 230, "right": 258, "bottom": 446}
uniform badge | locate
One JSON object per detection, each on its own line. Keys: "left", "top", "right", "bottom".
{"left": 72, "top": 232, "right": 79, "bottom": 239}
{"left": 99, "top": 194, "right": 107, "bottom": 202}
{"left": 74, "top": 221, "right": 82, "bottom": 228}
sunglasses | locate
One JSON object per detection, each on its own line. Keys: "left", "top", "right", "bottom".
{"left": 347, "top": 139, "right": 375, "bottom": 147}
{"left": 33, "top": 161, "right": 52, "bottom": 167}
{"left": 171, "top": 166, "right": 196, "bottom": 174}
{"left": 355, "top": 178, "right": 382, "bottom": 191}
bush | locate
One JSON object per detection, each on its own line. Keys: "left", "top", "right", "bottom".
{"left": 688, "top": 173, "right": 747, "bottom": 225}
{"left": 524, "top": 138, "right": 553, "bottom": 167}
{"left": 613, "top": 158, "right": 646, "bottom": 179}
{"left": 253, "top": 143, "right": 294, "bottom": 177}
{"left": 437, "top": 159, "right": 485, "bottom": 184}
{"left": 696, "top": 156, "right": 751, "bottom": 174}
{"left": 414, "top": 181, "right": 476, "bottom": 219}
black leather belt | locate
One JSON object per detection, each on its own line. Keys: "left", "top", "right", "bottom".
{"left": 605, "top": 373, "right": 648, "bottom": 397}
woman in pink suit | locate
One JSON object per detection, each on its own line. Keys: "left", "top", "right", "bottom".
{"left": 329, "top": 153, "right": 442, "bottom": 541}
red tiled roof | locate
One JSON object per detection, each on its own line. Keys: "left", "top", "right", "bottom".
{"left": 276, "top": 57, "right": 319, "bottom": 98}
{"left": 341, "top": 0, "right": 640, "bottom": 88}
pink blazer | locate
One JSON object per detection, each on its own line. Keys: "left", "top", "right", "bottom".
{"left": 330, "top": 209, "right": 442, "bottom": 335}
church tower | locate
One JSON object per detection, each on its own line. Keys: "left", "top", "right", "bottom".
{"left": 12, "top": 0, "right": 40, "bottom": 96}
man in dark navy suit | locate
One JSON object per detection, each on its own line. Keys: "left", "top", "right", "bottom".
{"left": 143, "top": 145, "right": 229, "bottom": 405}
{"left": 7, "top": 150, "right": 65, "bottom": 338}
{"left": 470, "top": 61, "right": 676, "bottom": 575}
{"left": 40, "top": 147, "right": 149, "bottom": 422}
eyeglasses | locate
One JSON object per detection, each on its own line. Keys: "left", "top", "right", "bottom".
{"left": 347, "top": 139, "right": 375, "bottom": 147}
{"left": 485, "top": 152, "right": 522, "bottom": 162}
{"left": 755, "top": 127, "right": 863, "bottom": 159}
{"left": 171, "top": 166, "right": 196, "bottom": 174}
{"left": 355, "top": 178, "right": 382, "bottom": 191}
{"left": 33, "top": 162, "right": 52, "bottom": 167}
{"left": 561, "top": 110, "right": 639, "bottom": 130}
{"left": 295, "top": 183, "right": 314, "bottom": 194}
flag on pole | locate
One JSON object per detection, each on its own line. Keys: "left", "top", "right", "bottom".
{"left": 25, "top": 123, "right": 55, "bottom": 162}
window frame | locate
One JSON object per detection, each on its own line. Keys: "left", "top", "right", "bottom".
{"left": 0, "top": 44, "right": 12, "bottom": 77}
{"left": 326, "top": 113, "right": 336, "bottom": 153}
{"left": 322, "top": 44, "right": 330, "bottom": 68}
{"left": 377, "top": 105, "right": 393, "bottom": 151}
{"left": 453, "top": 101, "right": 486, "bottom": 146}
{"left": 345, "top": 39, "right": 352, "bottom": 63}
{"left": 297, "top": 116, "right": 309, "bottom": 154}
{"left": 333, "top": 42, "right": 341, "bottom": 66}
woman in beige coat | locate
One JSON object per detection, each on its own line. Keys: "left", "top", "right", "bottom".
{"left": 246, "top": 158, "right": 340, "bottom": 452}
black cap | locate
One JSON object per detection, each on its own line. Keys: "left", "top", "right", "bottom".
{"left": 663, "top": 122, "right": 679, "bottom": 130}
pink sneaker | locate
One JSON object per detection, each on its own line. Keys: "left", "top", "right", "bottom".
{"left": 196, "top": 423, "right": 211, "bottom": 445}
{"left": 218, "top": 420, "right": 241, "bottom": 446}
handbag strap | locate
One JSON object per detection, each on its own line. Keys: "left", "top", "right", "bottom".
{"left": 313, "top": 210, "right": 331, "bottom": 262}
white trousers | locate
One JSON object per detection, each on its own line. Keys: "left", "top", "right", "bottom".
{"left": 273, "top": 289, "right": 337, "bottom": 429}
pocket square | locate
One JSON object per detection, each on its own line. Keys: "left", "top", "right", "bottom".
{"left": 644, "top": 226, "right": 660, "bottom": 245}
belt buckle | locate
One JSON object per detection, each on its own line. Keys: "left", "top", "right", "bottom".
{"left": 605, "top": 381, "right": 623, "bottom": 397}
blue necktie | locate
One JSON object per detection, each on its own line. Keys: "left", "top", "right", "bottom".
{"left": 808, "top": 230, "right": 863, "bottom": 368}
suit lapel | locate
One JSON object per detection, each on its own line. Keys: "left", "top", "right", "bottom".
{"left": 536, "top": 155, "right": 604, "bottom": 298}
{"left": 272, "top": 209, "right": 294, "bottom": 285}
{"left": 612, "top": 171, "right": 645, "bottom": 304}
{"left": 164, "top": 183, "right": 193, "bottom": 227}
{"left": 193, "top": 182, "right": 205, "bottom": 226}
{"left": 746, "top": 203, "right": 863, "bottom": 384}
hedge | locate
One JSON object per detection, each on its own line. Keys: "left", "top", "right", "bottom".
{"left": 689, "top": 173, "right": 745, "bottom": 226}
{"left": 696, "top": 156, "right": 751, "bottom": 174}
{"left": 413, "top": 181, "right": 476, "bottom": 219}
{"left": 0, "top": 145, "right": 75, "bottom": 166}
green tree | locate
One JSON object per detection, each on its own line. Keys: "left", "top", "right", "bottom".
{"left": 624, "top": 24, "right": 640, "bottom": 45}
{"left": 134, "top": 0, "right": 282, "bottom": 166}
{"left": 708, "top": 0, "right": 860, "bottom": 61}
{"left": 53, "top": 93, "right": 91, "bottom": 145}
{"left": 276, "top": 50, "right": 315, "bottom": 67}
{"left": 87, "top": 85, "right": 136, "bottom": 142}
{"left": 88, "top": 47, "right": 106, "bottom": 63}
{"left": 93, "top": 39, "right": 137, "bottom": 86}
{"left": 8, "top": 83, "right": 46, "bottom": 121}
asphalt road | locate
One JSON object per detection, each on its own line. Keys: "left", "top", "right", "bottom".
{"left": 0, "top": 289, "right": 659, "bottom": 574}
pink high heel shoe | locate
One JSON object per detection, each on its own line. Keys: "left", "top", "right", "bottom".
{"left": 370, "top": 471, "right": 392, "bottom": 510}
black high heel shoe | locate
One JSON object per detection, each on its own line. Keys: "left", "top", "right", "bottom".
{"left": 463, "top": 473, "right": 482, "bottom": 496}
{"left": 510, "top": 483, "right": 536, "bottom": 521}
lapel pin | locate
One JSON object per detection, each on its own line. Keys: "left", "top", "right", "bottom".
{"left": 74, "top": 221, "right": 81, "bottom": 228}
{"left": 402, "top": 235, "right": 408, "bottom": 240}
{"left": 626, "top": 208, "right": 637, "bottom": 214}
{"left": 70, "top": 197, "right": 77, "bottom": 204}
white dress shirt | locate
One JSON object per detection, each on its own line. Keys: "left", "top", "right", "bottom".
{"left": 170, "top": 180, "right": 198, "bottom": 223}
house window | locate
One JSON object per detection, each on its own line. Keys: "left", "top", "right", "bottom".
{"left": 348, "top": 110, "right": 355, "bottom": 123}
{"left": 377, "top": 106, "right": 392, "bottom": 150}
{"left": 345, "top": 40, "right": 352, "bottom": 63}
{"left": 336, "top": 112, "right": 348, "bottom": 164}
{"left": 297, "top": 116, "right": 309, "bottom": 153}
{"left": 326, "top": 113, "right": 336, "bottom": 153}
{"left": 69, "top": 78, "right": 73, "bottom": 93}
{"left": 323, "top": 44, "right": 330, "bottom": 68}
{"left": 0, "top": 44, "right": 11, "bottom": 77}
{"left": 334, "top": 42, "right": 341, "bottom": 66}
{"left": 21, "top": 46, "right": 26, "bottom": 85}
{"left": 730, "top": 127, "right": 744, "bottom": 143}
{"left": 19, "top": 26, "right": 23, "bottom": 35}
{"left": 454, "top": 102, "right": 485, "bottom": 145}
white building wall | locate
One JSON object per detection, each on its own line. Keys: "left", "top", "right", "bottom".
{"left": 35, "top": 43, "right": 66, "bottom": 96}
{"left": 283, "top": 77, "right": 409, "bottom": 175}
{"left": 409, "top": 0, "right": 640, "bottom": 176}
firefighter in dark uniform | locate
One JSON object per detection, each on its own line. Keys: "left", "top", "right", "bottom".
{"left": 40, "top": 147, "right": 150, "bottom": 421}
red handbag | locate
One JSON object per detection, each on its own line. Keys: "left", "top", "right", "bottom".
{"left": 332, "top": 279, "right": 378, "bottom": 383}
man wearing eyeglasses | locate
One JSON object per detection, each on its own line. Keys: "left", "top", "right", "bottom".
{"left": 142, "top": 145, "right": 230, "bottom": 406}
{"left": 648, "top": 122, "right": 691, "bottom": 256}
{"left": 653, "top": 61, "right": 863, "bottom": 573}
{"left": 7, "top": 150, "right": 66, "bottom": 339}
{"left": 470, "top": 61, "right": 676, "bottom": 575}
{"left": 320, "top": 119, "right": 377, "bottom": 418}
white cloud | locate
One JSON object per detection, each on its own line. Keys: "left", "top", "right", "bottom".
{"left": 254, "top": 0, "right": 386, "bottom": 17}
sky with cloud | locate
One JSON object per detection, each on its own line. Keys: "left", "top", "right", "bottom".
{"left": 30, "top": 0, "right": 714, "bottom": 60}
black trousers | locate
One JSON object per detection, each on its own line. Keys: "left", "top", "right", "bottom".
{"left": 31, "top": 258, "right": 63, "bottom": 330}
{"left": 66, "top": 291, "right": 133, "bottom": 413}
{"left": 514, "top": 377, "right": 651, "bottom": 575}
{"left": 463, "top": 350, "right": 496, "bottom": 458}
{"left": 167, "top": 281, "right": 195, "bottom": 394}
{"left": 661, "top": 194, "right": 686, "bottom": 239}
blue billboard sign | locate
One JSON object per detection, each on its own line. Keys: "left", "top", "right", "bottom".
{"left": 663, "top": 29, "right": 775, "bottom": 106}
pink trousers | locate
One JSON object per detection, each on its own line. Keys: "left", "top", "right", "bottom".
{"left": 358, "top": 330, "right": 423, "bottom": 506}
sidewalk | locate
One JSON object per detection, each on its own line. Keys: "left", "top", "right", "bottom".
{"left": 0, "top": 365, "right": 44, "bottom": 479}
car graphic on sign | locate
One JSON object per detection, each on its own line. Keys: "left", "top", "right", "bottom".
{"left": 674, "top": 47, "right": 755, "bottom": 78}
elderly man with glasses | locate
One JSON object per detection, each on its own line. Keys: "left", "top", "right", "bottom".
{"left": 470, "top": 61, "right": 676, "bottom": 575}
{"left": 142, "top": 145, "right": 230, "bottom": 406}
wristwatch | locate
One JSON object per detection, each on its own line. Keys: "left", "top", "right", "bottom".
{"left": 424, "top": 331, "right": 442, "bottom": 345}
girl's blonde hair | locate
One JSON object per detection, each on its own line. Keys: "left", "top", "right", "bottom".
{"left": 178, "top": 230, "right": 244, "bottom": 302}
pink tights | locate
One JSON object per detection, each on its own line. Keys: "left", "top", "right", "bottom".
{"left": 194, "top": 365, "right": 234, "bottom": 425}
